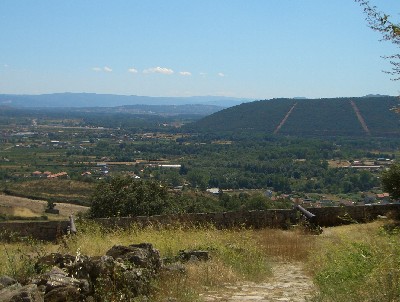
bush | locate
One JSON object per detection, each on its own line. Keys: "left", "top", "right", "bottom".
{"left": 89, "top": 177, "right": 173, "bottom": 218}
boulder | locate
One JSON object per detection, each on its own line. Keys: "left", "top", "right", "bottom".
{"left": 0, "top": 284, "right": 43, "bottom": 302}
{"left": 32, "top": 266, "right": 90, "bottom": 300}
{"left": 11, "top": 243, "right": 163, "bottom": 302}
{"left": 178, "top": 250, "right": 209, "bottom": 262}
{"left": 35, "top": 254, "right": 75, "bottom": 273}
{"left": 0, "top": 276, "right": 17, "bottom": 290}
{"left": 105, "top": 243, "right": 161, "bottom": 272}
{"left": 44, "top": 286, "right": 81, "bottom": 302}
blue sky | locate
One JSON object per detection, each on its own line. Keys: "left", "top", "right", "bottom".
{"left": 1, "top": 0, "right": 399, "bottom": 99}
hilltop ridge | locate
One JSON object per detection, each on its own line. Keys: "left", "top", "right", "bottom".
{"left": 187, "top": 96, "right": 400, "bottom": 137}
{"left": 0, "top": 93, "right": 251, "bottom": 108}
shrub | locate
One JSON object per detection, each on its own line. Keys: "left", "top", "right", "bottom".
{"left": 89, "top": 177, "right": 173, "bottom": 218}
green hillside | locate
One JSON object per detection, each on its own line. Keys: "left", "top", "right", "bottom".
{"left": 352, "top": 97, "right": 400, "bottom": 136}
{"left": 188, "top": 99, "right": 295, "bottom": 133}
{"left": 188, "top": 96, "right": 400, "bottom": 137}
{"left": 280, "top": 98, "right": 365, "bottom": 136}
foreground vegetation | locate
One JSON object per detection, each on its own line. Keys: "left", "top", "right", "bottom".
{"left": 0, "top": 221, "right": 314, "bottom": 301}
{"left": 1, "top": 219, "right": 399, "bottom": 301}
{"left": 310, "top": 220, "right": 400, "bottom": 302}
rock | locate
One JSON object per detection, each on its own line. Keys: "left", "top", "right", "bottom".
{"left": 45, "top": 272, "right": 81, "bottom": 293}
{"left": 89, "top": 255, "right": 116, "bottom": 279}
{"left": 0, "top": 284, "right": 43, "bottom": 302}
{"left": 29, "top": 243, "right": 163, "bottom": 301}
{"left": 44, "top": 286, "right": 81, "bottom": 302}
{"left": 35, "top": 254, "right": 75, "bottom": 273}
{"left": 179, "top": 250, "right": 209, "bottom": 262}
{"left": 32, "top": 266, "right": 90, "bottom": 298}
{"left": 65, "top": 255, "right": 97, "bottom": 280}
{"left": 32, "top": 266, "right": 67, "bottom": 287}
{"left": 0, "top": 276, "right": 17, "bottom": 290}
{"left": 121, "top": 268, "right": 151, "bottom": 296}
{"left": 106, "top": 243, "right": 161, "bottom": 272}
{"left": 46, "top": 266, "right": 68, "bottom": 278}
{"left": 0, "top": 283, "right": 22, "bottom": 301}
{"left": 161, "top": 263, "right": 186, "bottom": 274}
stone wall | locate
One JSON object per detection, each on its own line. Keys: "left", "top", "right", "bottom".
{"left": 311, "top": 204, "right": 400, "bottom": 226}
{"left": 0, "top": 220, "right": 70, "bottom": 241}
{"left": 1, "top": 204, "right": 399, "bottom": 241}
{"left": 93, "top": 208, "right": 296, "bottom": 230}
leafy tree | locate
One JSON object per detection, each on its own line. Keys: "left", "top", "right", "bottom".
{"left": 89, "top": 176, "right": 173, "bottom": 218}
{"left": 356, "top": 0, "right": 400, "bottom": 79}
{"left": 381, "top": 162, "right": 400, "bottom": 199}
{"left": 187, "top": 170, "right": 209, "bottom": 190}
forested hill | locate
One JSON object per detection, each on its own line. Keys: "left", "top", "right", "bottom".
{"left": 187, "top": 96, "right": 400, "bottom": 137}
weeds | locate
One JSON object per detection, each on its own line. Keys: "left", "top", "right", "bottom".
{"left": 0, "top": 221, "right": 316, "bottom": 302}
{"left": 1, "top": 237, "right": 49, "bottom": 283}
{"left": 59, "top": 221, "right": 274, "bottom": 301}
{"left": 309, "top": 221, "right": 400, "bottom": 302}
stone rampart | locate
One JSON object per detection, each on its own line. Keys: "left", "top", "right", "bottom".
{"left": 0, "top": 220, "right": 70, "bottom": 241}
{"left": 311, "top": 203, "right": 400, "bottom": 226}
{"left": 1, "top": 204, "right": 399, "bottom": 241}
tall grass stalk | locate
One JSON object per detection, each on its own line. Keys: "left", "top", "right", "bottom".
{"left": 309, "top": 221, "right": 400, "bottom": 302}
{"left": 0, "top": 239, "right": 54, "bottom": 283}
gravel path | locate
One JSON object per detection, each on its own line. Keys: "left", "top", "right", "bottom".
{"left": 200, "top": 262, "right": 315, "bottom": 302}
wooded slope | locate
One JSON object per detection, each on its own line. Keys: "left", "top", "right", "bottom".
{"left": 189, "top": 96, "right": 400, "bottom": 137}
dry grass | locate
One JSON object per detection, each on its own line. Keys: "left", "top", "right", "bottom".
{"left": 252, "top": 227, "right": 317, "bottom": 261}
{"left": 0, "top": 194, "right": 88, "bottom": 220}
{"left": 0, "top": 241, "right": 58, "bottom": 283}
{"left": 0, "top": 221, "right": 319, "bottom": 301}
{"left": 3, "top": 179, "right": 95, "bottom": 204}
{"left": 58, "top": 222, "right": 317, "bottom": 301}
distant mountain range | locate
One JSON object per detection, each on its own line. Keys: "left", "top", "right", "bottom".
{"left": 0, "top": 93, "right": 252, "bottom": 108}
{"left": 187, "top": 96, "right": 400, "bottom": 137}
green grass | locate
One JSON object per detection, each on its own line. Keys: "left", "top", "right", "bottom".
{"left": 309, "top": 221, "right": 400, "bottom": 302}
{"left": 0, "top": 234, "right": 56, "bottom": 283}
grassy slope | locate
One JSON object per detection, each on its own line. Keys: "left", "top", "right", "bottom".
{"left": 309, "top": 220, "right": 400, "bottom": 302}
{"left": 0, "top": 194, "right": 88, "bottom": 220}
{"left": 2, "top": 179, "right": 95, "bottom": 206}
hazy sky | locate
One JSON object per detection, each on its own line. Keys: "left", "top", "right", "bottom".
{"left": 1, "top": 0, "right": 400, "bottom": 99}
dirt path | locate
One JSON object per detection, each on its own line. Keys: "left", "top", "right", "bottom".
{"left": 200, "top": 262, "right": 315, "bottom": 302}
{"left": 273, "top": 103, "right": 297, "bottom": 134}
{"left": 350, "top": 100, "right": 370, "bottom": 135}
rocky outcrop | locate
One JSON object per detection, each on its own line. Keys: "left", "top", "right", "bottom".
{"left": 0, "top": 243, "right": 162, "bottom": 302}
